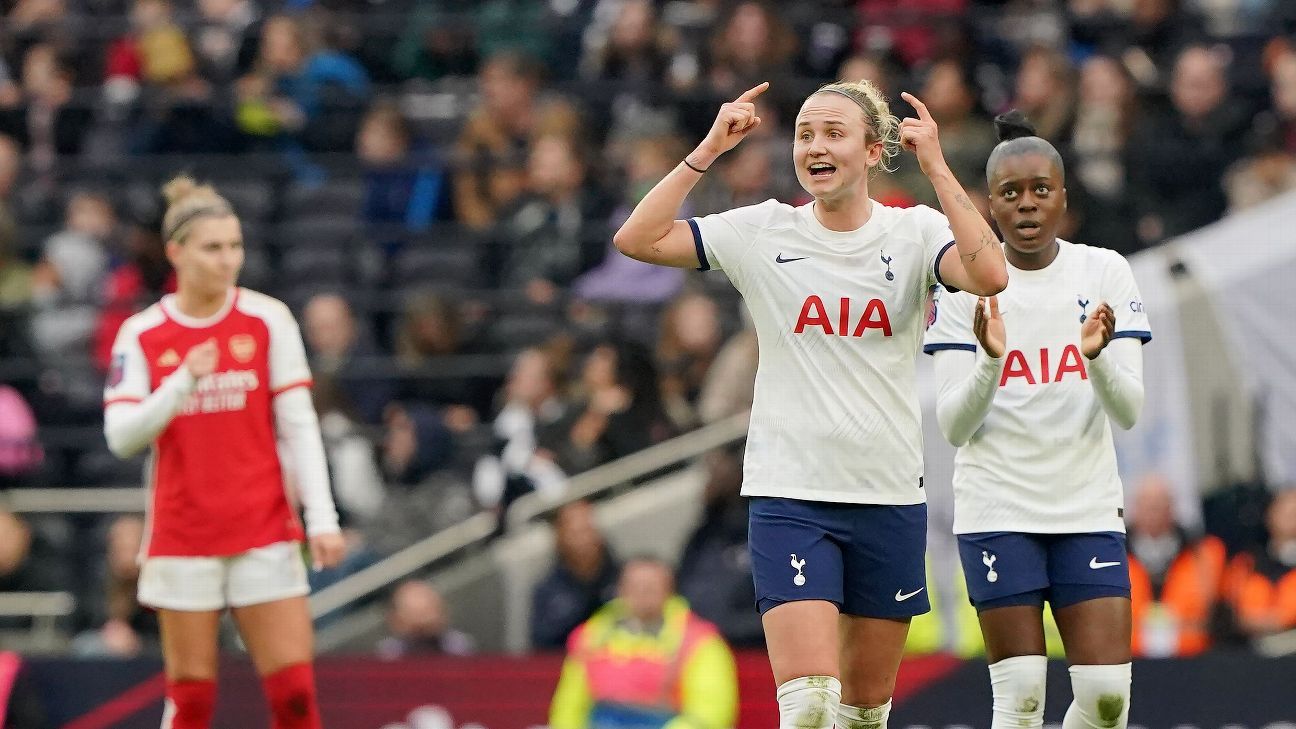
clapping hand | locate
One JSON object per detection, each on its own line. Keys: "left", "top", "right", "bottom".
{"left": 1081, "top": 302, "right": 1115, "bottom": 359}
{"left": 973, "top": 296, "right": 1005, "bottom": 358}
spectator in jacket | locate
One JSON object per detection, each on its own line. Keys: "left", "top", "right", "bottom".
{"left": 376, "top": 579, "right": 475, "bottom": 658}
{"left": 531, "top": 500, "right": 620, "bottom": 650}
{"left": 550, "top": 557, "right": 738, "bottom": 729}
{"left": 1127, "top": 474, "right": 1227, "bottom": 657}
{"left": 1225, "top": 489, "right": 1296, "bottom": 641}
{"left": 676, "top": 443, "right": 763, "bottom": 647}
{"left": 1126, "top": 45, "right": 1250, "bottom": 245}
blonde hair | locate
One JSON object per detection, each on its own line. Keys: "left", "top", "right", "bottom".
{"left": 160, "top": 175, "right": 234, "bottom": 242}
{"left": 811, "top": 79, "right": 901, "bottom": 173}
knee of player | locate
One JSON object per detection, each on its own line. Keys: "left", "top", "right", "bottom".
{"left": 1093, "top": 693, "right": 1126, "bottom": 728}
{"left": 777, "top": 675, "right": 842, "bottom": 729}
{"left": 1069, "top": 663, "right": 1130, "bottom": 728}
{"left": 166, "top": 677, "right": 217, "bottom": 720}
{"left": 1018, "top": 694, "right": 1042, "bottom": 713}
{"left": 1005, "top": 679, "right": 1045, "bottom": 711}
{"left": 275, "top": 683, "right": 313, "bottom": 708}
{"left": 264, "top": 662, "right": 319, "bottom": 717}
{"left": 989, "top": 654, "right": 1047, "bottom": 720}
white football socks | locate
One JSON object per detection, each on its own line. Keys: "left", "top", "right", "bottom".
{"left": 1062, "top": 663, "right": 1131, "bottom": 729}
{"left": 989, "top": 655, "right": 1048, "bottom": 728}
{"left": 776, "top": 676, "right": 841, "bottom": 729}
{"left": 836, "top": 698, "right": 891, "bottom": 729}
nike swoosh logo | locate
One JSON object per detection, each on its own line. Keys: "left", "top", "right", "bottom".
{"left": 894, "top": 587, "right": 925, "bottom": 602}
{"left": 775, "top": 253, "right": 808, "bottom": 263}
{"left": 1089, "top": 558, "right": 1122, "bottom": 569}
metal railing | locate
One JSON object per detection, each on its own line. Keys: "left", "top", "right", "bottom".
{"left": 1, "top": 488, "right": 144, "bottom": 513}
{"left": 309, "top": 511, "right": 498, "bottom": 620}
{"left": 0, "top": 413, "right": 750, "bottom": 623}
{"left": 505, "top": 411, "right": 749, "bottom": 527}
{"left": 0, "top": 592, "right": 75, "bottom": 619}
{"left": 0, "top": 591, "right": 76, "bottom": 652}
{"left": 309, "top": 411, "right": 749, "bottom": 621}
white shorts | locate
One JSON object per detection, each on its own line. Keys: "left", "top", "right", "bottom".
{"left": 138, "top": 541, "right": 310, "bottom": 612}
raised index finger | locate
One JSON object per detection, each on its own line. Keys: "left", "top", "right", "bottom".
{"left": 736, "top": 81, "right": 770, "bottom": 103}
{"left": 900, "top": 92, "right": 932, "bottom": 122}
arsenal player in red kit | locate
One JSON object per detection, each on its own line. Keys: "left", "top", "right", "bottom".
{"left": 104, "top": 176, "right": 345, "bottom": 729}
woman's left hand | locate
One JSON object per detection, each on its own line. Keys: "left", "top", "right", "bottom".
{"left": 1081, "top": 302, "right": 1116, "bottom": 359}
{"left": 899, "top": 92, "right": 950, "bottom": 178}
{"left": 309, "top": 531, "right": 347, "bottom": 571}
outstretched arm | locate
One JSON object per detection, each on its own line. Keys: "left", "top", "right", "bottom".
{"left": 613, "top": 82, "right": 769, "bottom": 267}
{"left": 900, "top": 92, "right": 1008, "bottom": 296}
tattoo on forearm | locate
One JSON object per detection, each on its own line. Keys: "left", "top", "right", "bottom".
{"left": 954, "top": 192, "right": 977, "bottom": 213}
{"left": 652, "top": 244, "right": 663, "bottom": 254}
{"left": 962, "top": 234, "right": 997, "bottom": 262}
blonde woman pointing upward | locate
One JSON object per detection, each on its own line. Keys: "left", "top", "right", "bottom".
{"left": 614, "top": 80, "right": 1007, "bottom": 729}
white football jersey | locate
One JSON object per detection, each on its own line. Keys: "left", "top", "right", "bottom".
{"left": 692, "top": 199, "right": 957, "bottom": 505}
{"left": 923, "top": 240, "right": 1151, "bottom": 534}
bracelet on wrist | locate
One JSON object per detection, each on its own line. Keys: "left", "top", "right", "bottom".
{"left": 683, "top": 158, "right": 708, "bottom": 174}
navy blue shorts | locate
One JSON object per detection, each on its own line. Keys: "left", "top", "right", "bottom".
{"left": 957, "top": 531, "right": 1131, "bottom": 611}
{"left": 749, "top": 497, "right": 930, "bottom": 618}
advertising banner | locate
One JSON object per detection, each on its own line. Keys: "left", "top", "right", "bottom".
{"left": 27, "top": 653, "right": 1296, "bottom": 729}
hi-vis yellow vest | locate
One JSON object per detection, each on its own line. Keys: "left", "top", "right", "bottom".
{"left": 550, "top": 597, "right": 738, "bottom": 729}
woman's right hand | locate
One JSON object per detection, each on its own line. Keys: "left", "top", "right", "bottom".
{"left": 693, "top": 82, "right": 770, "bottom": 165}
{"left": 184, "top": 338, "right": 220, "bottom": 378}
{"left": 973, "top": 296, "right": 1006, "bottom": 358}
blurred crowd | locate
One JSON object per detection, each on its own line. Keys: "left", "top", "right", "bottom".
{"left": 1, "top": 0, "right": 1296, "bottom": 656}
{"left": 378, "top": 453, "right": 1296, "bottom": 664}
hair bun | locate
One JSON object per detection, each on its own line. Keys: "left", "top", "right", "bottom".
{"left": 161, "top": 175, "right": 200, "bottom": 206}
{"left": 993, "top": 110, "right": 1037, "bottom": 142}
{"left": 159, "top": 174, "right": 232, "bottom": 241}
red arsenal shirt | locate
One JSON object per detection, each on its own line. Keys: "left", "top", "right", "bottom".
{"left": 104, "top": 288, "right": 313, "bottom": 557}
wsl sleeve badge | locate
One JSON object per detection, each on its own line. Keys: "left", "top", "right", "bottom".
{"left": 107, "top": 353, "right": 126, "bottom": 389}
{"left": 925, "top": 295, "right": 938, "bottom": 330}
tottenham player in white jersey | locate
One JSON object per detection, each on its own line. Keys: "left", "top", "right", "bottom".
{"left": 924, "top": 111, "right": 1150, "bottom": 729}
{"left": 614, "top": 79, "right": 1007, "bottom": 729}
